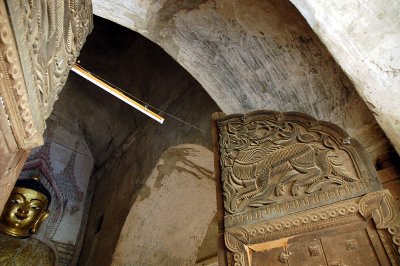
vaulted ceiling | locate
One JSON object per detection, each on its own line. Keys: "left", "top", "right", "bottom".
{"left": 91, "top": 0, "right": 400, "bottom": 154}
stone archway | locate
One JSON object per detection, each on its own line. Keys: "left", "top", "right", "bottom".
{"left": 93, "top": 0, "right": 400, "bottom": 154}
{"left": 0, "top": 1, "right": 398, "bottom": 265}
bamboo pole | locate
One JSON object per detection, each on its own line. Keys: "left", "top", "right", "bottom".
{"left": 71, "top": 65, "right": 164, "bottom": 124}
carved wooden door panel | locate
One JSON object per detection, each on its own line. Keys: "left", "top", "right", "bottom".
{"left": 286, "top": 239, "right": 327, "bottom": 266}
{"left": 252, "top": 247, "right": 288, "bottom": 266}
{"left": 212, "top": 111, "right": 400, "bottom": 266}
{"left": 251, "top": 224, "right": 384, "bottom": 266}
{"left": 320, "top": 229, "right": 379, "bottom": 265}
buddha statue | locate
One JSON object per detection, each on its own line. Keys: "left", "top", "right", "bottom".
{"left": 0, "top": 176, "right": 55, "bottom": 265}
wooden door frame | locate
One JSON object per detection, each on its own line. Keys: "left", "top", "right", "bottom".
{"left": 211, "top": 111, "right": 400, "bottom": 265}
{"left": 223, "top": 190, "right": 400, "bottom": 265}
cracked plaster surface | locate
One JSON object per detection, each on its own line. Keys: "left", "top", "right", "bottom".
{"left": 92, "top": 0, "right": 398, "bottom": 155}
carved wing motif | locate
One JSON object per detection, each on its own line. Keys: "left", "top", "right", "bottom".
{"left": 217, "top": 113, "right": 360, "bottom": 214}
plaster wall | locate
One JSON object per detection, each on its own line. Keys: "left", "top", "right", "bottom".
{"left": 290, "top": 0, "right": 400, "bottom": 153}
{"left": 44, "top": 124, "right": 93, "bottom": 245}
{"left": 91, "top": 0, "right": 394, "bottom": 159}
{"left": 19, "top": 116, "right": 94, "bottom": 265}
{"left": 77, "top": 17, "right": 220, "bottom": 266}
{"left": 1, "top": 3, "right": 398, "bottom": 264}
{"left": 112, "top": 144, "right": 216, "bottom": 265}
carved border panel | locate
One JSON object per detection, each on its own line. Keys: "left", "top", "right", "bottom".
{"left": 0, "top": 0, "right": 41, "bottom": 149}
{"left": 226, "top": 197, "right": 363, "bottom": 245}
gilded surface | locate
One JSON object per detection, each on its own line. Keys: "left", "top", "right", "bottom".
{"left": 216, "top": 112, "right": 378, "bottom": 214}
{"left": 0, "top": 234, "right": 54, "bottom": 266}
{"left": 0, "top": 179, "right": 54, "bottom": 266}
{"left": 0, "top": 187, "right": 49, "bottom": 238}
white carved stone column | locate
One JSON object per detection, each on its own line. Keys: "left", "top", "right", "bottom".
{"left": 0, "top": 0, "right": 93, "bottom": 213}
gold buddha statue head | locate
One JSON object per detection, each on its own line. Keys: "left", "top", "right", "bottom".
{"left": 0, "top": 176, "right": 51, "bottom": 238}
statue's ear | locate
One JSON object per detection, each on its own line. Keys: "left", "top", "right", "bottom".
{"left": 30, "top": 210, "right": 49, "bottom": 234}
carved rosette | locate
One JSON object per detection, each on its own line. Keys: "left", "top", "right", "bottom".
{"left": 215, "top": 111, "right": 381, "bottom": 218}
{"left": 226, "top": 197, "right": 363, "bottom": 245}
{"left": 2, "top": 0, "right": 93, "bottom": 150}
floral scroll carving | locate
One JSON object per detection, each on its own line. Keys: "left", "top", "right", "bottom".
{"left": 0, "top": 0, "right": 92, "bottom": 215}
{"left": 5, "top": 0, "right": 93, "bottom": 146}
{"left": 359, "top": 190, "right": 400, "bottom": 264}
{"left": 0, "top": 0, "right": 39, "bottom": 149}
{"left": 214, "top": 112, "right": 396, "bottom": 265}
{"left": 225, "top": 232, "right": 251, "bottom": 266}
{"left": 216, "top": 111, "right": 379, "bottom": 214}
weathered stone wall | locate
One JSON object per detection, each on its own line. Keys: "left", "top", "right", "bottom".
{"left": 1, "top": 1, "right": 398, "bottom": 263}
{"left": 290, "top": 0, "right": 400, "bottom": 154}
{"left": 79, "top": 79, "right": 219, "bottom": 266}
{"left": 77, "top": 17, "right": 220, "bottom": 266}
{"left": 112, "top": 144, "right": 216, "bottom": 265}
{"left": 92, "top": 0, "right": 393, "bottom": 160}
{"left": 77, "top": 2, "right": 397, "bottom": 264}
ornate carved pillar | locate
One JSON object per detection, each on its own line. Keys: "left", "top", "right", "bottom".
{"left": 0, "top": 0, "right": 92, "bottom": 213}
{"left": 213, "top": 111, "right": 400, "bottom": 265}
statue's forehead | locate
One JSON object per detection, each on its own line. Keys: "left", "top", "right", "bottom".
{"left": 11, "top": 187, "right": 48, "bottom": 202}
